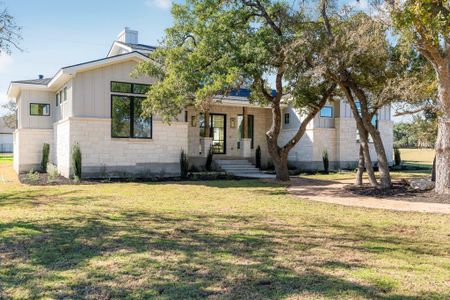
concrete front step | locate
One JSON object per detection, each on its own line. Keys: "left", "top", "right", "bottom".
{"left": 215, "top": 160, "right": 252, "bottom": 165}
{"left": 215, "top": 159, "right": 275, "bottom": 178}
{"left": 223, "top": 169, "right": 260, "bottom": 173}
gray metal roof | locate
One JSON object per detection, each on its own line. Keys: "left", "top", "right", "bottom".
{"left": 116, "top": 41, "right": 156, "bottom": 52}
{"left": 11, "top": 78, "right": 52, "bottom": 85}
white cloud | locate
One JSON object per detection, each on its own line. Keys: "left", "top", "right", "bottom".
{"left": 145, "top": 0, "right": 172, "bottom": 10}
{"left": 0, "top": 53, "right": 13, "bottom": 73}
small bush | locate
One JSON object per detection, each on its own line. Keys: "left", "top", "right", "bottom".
{"left": 255, "top": 145, "right": 262, "bottom": 169}
{"left": 394, "top": 148, "right": 401, "bottom": 166}
{"left": 25, "top": 169, "right": 40, "bottom": 182}
{"left": 322, "top": 149, "right": 329, "bottom": 174}
{"left": 41, "top": 143, "right": 50, "bottom": 172}
{"left": 205, "top": 146, "right": 213, "bottom": 171}
{"left": 47, "top": 163, "right": 59, "bottom": 183}
{"left": 180, "top": 149, "right": 189, "bottom": 179}
{"left": 71, "top": 143, "right": 82, "bottom": 180}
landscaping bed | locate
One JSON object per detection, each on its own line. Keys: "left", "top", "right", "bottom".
{"left": 345, "top": 181, "right": 450, "bottom": 204}
{"left": 19, "top": 171, "right": 236, "bottom": 186}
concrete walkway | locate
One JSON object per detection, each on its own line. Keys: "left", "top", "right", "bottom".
{"left": 288, "top": 177, "right": 450, "bottom": 214}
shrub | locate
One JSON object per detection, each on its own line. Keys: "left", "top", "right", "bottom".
{"left": 394, "top": 148, "right": 401, "bottom": 166}
{"left": 205, "top": 146, "right": 213, "bottom": 171}
{"left": 71, "top": 143, "right": 82, "bottom": 180}
{"left": 255, "top": 145, "right": 262, "bottom": 169}
{"left": 41, "top": 143, "right": 50, "bottom": 172}
{"left": 47, "top": 163, "right": 60, "bottom": 183}
{"left": 25, "top": 169, "right": 40, "bottom": 182}
{"left": 322, "top": 149, "right": 329, "bottom": 174}
{"left": 180, "top": 149, "right": 189, "bottom": 179}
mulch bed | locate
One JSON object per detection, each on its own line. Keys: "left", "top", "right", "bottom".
{"left": 19, "top": 172, "right": 237, "bottom": 186}
{"left": 345, "top": 181, "right": 450, "bottom": 204}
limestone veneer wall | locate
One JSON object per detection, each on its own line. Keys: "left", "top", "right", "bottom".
{"left": 13, "top": 128, "right": 53, "bottom": 173}
{"left": 66, "top": 117, "right": 188, "bottom": 177}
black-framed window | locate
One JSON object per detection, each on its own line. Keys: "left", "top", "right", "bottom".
{"left": 111, "top": 81, "right": 150, "bottom": 95}
{"left": 56, "top": 93, "right": 59, "bottom": 106}
{"left": 284, "top": 113, "right": 290, "bottom": 124}
{"left": 320, "top": 106, "right": 333, "bottom": 118}
{"left": 111, "top": 95, "right": 152, "bottom": 138}
{"left": 30, "top": 103, "right": 50, "bottom": 116}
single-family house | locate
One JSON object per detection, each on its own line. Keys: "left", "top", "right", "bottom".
{"left": 7, "top": 28, "right": 393, "bottom": 178}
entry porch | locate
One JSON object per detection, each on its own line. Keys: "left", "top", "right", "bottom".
{"left": 186, "top": 103, "right": 272, "bottom": 167}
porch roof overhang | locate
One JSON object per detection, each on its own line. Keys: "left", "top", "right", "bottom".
{"left": 211, "top": 96, "right": 287, "bottom": 108}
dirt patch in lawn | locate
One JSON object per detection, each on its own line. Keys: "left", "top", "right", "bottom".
{"left": 345, "top": 182, "right": 450, "bottom": 204}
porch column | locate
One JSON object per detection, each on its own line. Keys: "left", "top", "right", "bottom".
{"left": 200, "top": 110, "right": 212, "bottom": 157}
{"left": 240, "top": 106, "right": 252, "bottom": 158}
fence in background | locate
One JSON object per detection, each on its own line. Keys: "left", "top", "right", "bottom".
{"left": 0, "top": 143, "right": 13, "bottom": 153}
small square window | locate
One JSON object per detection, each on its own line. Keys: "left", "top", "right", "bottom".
{"left": 320, "top": 106, "right": 333, "bottom": 118}
{"left": 284, "top": 113, "right": 290, "bottom": 125}
{"left": 30, "top": 103, "right": 50, "bottom": 116}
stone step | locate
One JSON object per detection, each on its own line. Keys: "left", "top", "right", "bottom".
{"left": 220, "top": 164, "right": 256, "bottom": 169}
{"left": 215, "top": 161, "right": 252, "bottom": 166}
{"left": 222, "top": 168, "right": 260, "bottom": 173}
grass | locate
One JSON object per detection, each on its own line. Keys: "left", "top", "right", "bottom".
{"left": 400, "top": 148, "right": 435, "bottom": 170}
{"left": 0, "top": 154, "right": 13, "bottom": 164}
{"left": 1, "top": 160, "right": 449, "bottom": 299}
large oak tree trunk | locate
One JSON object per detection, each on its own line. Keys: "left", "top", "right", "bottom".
{"left": 357, "top": 123, "right": 379, "bottom": 187}
{"left": 366, "top": 126, "right": 392, "bottom": 189}
{"left": 434, "top": 67, "right": 450, "bottom": 194}
{"left": 355, "top": 144, "right": 364, "bottom": 186}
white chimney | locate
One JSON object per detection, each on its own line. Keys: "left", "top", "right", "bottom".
{"left": 117, "top": 27, "right": 138, "bottom": 44}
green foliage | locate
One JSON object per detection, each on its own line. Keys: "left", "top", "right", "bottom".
{"left": 255, "top": 145, "right": 262, "bottom": 169}
{"left": 25, "top": 169, "right": 39, "bottom": 182}
{"left": 322, "top": 149, "right": 329, "bottom": 174}
{"left": 394, "top": 148, "right": 402, "bottom": 166}
{"left": 71, "top": 143, "right": 82, "bottom": 180}
{"left": 180, "top": 149, "right": 189, "bottom": 179}
{"left": 394, "top": 112, "right": 437, "bottom": 148}
{"left": 205, "top": 146, "right": 213, "bottom": 171}
{"left": 41, "top": 143, "right": 50, "bottom": 172}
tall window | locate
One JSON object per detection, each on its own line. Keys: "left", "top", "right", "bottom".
{"left": 30, "top": 103, "right": 50, "bottom": 116}
{"left": 111, "top": 81, "right": 152, "bottom": 138}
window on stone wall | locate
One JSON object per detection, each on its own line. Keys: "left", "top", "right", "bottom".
{"left": 111, "top": 95, "right": 152, "bottom": 139}
{"left": 30, "top": 103, "right": 50, "bottom": 116}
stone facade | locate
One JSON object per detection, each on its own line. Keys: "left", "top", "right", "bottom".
{"left": 13, "top": 128, "right": 53, "bottom": 173}
{"left": 61, "top": 117, "right": 187, "bottom": 177}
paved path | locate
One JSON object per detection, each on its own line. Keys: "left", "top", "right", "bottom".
{"left": 288, "top": 177, "right": 450, "bottom": 214}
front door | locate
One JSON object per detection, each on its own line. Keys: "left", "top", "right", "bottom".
{"left": 199, "top": 113, "right": 227, "bottom": 154}
{"left": 210, "top": 114, "right": 226, "bottom": 154}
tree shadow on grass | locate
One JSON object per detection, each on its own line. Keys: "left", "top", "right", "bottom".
{"left": 0, "top": 210, "right": 448, "bottom": 299}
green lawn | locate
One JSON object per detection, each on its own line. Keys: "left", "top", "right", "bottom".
{"left": 400, "top": 148, "right": 434, "bottom": 170}
{"left": 0, "top": 154, "right": 13, "bottom": 164}
{"left": 0, "top": 161, "right": 449, "bottom": 299}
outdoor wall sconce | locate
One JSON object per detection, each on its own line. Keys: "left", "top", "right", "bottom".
{"left": 230, "top": 117, "right": 236, "bottom": 128}
{"left": 191, "top": 115, "right": 197, "bottom": 127}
